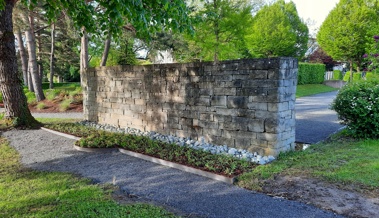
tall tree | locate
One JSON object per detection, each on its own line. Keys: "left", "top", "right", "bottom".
{"left": 24, "top": 10, "right": 45, "bottom": 101}
{"left": 0, "top": 0, "right": 191, "bottom": 127}
{"left": 182, "top": 0, "right": 253, "bottom": 62}
{"left": 245, "top": 0, "right": 308, "bottom": 58}
{"left": 317, "top": 0, "right": 379, "bottom": 80}
{"left": 14, "top": 28, "right": 28, "bottom": 86}
{"left": 49, "top": 22, "right": 55, "bottom": 89}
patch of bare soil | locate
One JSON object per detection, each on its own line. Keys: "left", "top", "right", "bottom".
{"left": 261, "top": 175, "right": 379, "bottom": 218}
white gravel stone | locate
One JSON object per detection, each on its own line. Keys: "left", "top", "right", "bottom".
{"left": 79, "top": 120, "right": 275, "bottom": 165}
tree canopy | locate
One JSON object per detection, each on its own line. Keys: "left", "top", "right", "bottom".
{"left": 182, "top": 0, "right": 253, "bottom": 62}
{"left": 0, "top": 0, "right": 192, "bottom": 127}
{"left": 245, "top": 0, "right": 308, "bottom": 58}
{"left": 317, "top": 0, "right": 379, "bottom": 73}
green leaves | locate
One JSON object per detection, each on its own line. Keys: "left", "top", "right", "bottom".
{"left": 332, "top": 80, "right": 379, "bottom": 138}
{"left": 245, "top": 0, "right": 308, "bottom": 58}
{"left": 317, "top": 0, "right": 379, "bottom": 68}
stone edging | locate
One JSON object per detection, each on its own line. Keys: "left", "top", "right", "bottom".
{"left": 41, "top": 127, "right": 235, "bottom": 184}
{"left": 118, "top": 148, "right": 235, "bottom": 184}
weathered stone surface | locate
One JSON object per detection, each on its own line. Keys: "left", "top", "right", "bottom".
{"left": 83, "top": 58, "right": 297, "bottom": 156}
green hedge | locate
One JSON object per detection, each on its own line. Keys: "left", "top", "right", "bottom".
{"left": 333, "top": 70, "right": 343, "bottom": 80}
{"left": 343, "top": 71, "right": 379, "bottom": 82}
{"left": 298, "top": 63, "right": 325, "bottom": 85}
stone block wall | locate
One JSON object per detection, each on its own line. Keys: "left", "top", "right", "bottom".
{"left": 82, "top": 58, "right": 297, "bottom": 156}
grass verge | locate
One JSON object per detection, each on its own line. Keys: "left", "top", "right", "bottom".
{"left": 0, "top": 137, "right": 175, "bottom": 218}
{"left": 237, "top": 130, "right": 379, "bottom": 194}
{"left": 296, "top": 84, "right": 338, "bottom": 98}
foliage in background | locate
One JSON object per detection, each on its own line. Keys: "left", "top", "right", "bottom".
{"left": 297, "top": 62, "right": 325, "bottom": 85}
{"left": 332, "top": 70, "right": 343, "bottom": 80}
{"left": 343, "top": 71, "right": 379, "bottom": 82}
{"left": 178, "top": 0, "right": 253, "bottom": 62}
{"left": 363, "top": 35, "right": 379, "bottom": 73}
{"left": 307, "top": 48, "right": 338, "bottom": 71}
{"left": 245, "top": 0, "right": 308, "bottom": 58}
{"left": 332, "top": 80, "right": 379, "bottom": 138}
{"left": 317, "top": 0, "right": 379, "bottom": 75}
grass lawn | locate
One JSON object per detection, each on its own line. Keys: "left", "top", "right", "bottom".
{"left": 296, "top": 84, "right": 338, "bottom": 98}
{"left": 0, "top": 137, "right": 175, "bottom": 218}
{"left": 237, "top": 130, "right": 379, "bottom": 193}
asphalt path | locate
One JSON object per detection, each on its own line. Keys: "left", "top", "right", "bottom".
{"left": 295, "top": 91, "right": 343, "bottom": 144}
{"left": 2, "top": 129, "right": 342, "bottom": 218}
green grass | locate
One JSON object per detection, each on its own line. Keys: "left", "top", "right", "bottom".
{"left": 296, "top": 84, "right": 338, "bottom": 98}
{"left": 36, "top": 118, "right": 81, "bottom": 124}
{"left": 0, "top": 138, "right": 175, "bottom": 218}
{"left": 237, "top": 131, "right": 379, "bottom": 192}
{"left": 41, "top": 82, "right": 80, "bottom": 91}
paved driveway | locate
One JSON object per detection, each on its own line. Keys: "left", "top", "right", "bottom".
{"left": 295, "top": 91, "right": 343, "bottom": 144}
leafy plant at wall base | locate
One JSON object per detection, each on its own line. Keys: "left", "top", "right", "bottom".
{"left": 331, "top": 80, "right": 379, "bottom": 138}
{"left": 63, "top": 123, "right": 257, "bottom": 176}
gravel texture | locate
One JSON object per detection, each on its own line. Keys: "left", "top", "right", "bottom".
{"left": 79, "top": 120, "right": 275, "bottom": 165}
{"left": 2, "top": 129, "right": 343, "bottom": 218}
{"left": 31, "top": 112, "right": 84, "bottom": 119}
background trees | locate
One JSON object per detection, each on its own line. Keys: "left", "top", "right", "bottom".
{"left": 245, "top": 0, "right": 308, "bottom": 58}
{"left": 0, "top": 0, "right": 192, "bottom": 127}
{"left": 317, "top": 0, "right": 379, "bottom": 79}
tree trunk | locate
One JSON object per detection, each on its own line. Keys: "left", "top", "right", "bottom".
{"left": 49, "top": 23, "right": 55, "bottom": 89}
{"left": 100, "top": 34, "right": 111, "bottom": 66}
{"left": 349, "top": 59, "right": 353, "bottom": 82}
{"left": 27, "top": 66, "right": 34, "bottom": 92}
{"left": 80, "top": 27, "right": 88, "bottom": 85}
{"left": 0, "top": 0, "right": 39, "bottom": 127}
{"left": 36, "top": 17, "right": 44, "bottom": 85}
{"left": 25, "top": 13, "right": 45, "bottom": 101}
{"left": 15, "top": 29, "right": 28, "bottom": 87}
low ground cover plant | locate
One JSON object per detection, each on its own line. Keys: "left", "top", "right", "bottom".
{"left": 47, "top": 123, "right": 256, "bottom": 176}
{"left": 331, "top": 80, "right": 379, "bottom": 138}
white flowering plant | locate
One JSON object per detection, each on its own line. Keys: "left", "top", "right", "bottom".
{"left": 331, "top": 80, "right": 379, "bottom": 138}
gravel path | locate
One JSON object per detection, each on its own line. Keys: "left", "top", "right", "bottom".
{"left": 2, "top": 129, "right": 342, "bottom": 218}
{"left": 295, "top": 91, "right": 343, "bottom": 144}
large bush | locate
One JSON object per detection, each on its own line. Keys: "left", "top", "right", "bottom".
{"left": 331, "top": 80, "right": 379, "bottom": 138}
{"left": 298, "top": 63, "right": 325, "bottom": 85}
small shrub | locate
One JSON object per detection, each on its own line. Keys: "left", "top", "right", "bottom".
{"left": 331, "top": 80, "right": 379, "bottom": 138}
{"left": 0, "top": 92, "right": 3, "bottom": 103}
{"left": 36, "top": 102, "right": 46, "bottom": 110}
{"left": 298, "top": 63, "right": 325, "bottom": 85}
{"left": 59, "top": 98, "right": 72, "bottom": 111}
{"left": 25, "top": 91, "right": 37, "bottom": 104}
{"left": 45, "top": 89, "right": 61, "bottom": 101}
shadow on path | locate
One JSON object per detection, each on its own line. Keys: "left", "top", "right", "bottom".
{"left": 2, "top": 129, "right": 342, "bottom": 218}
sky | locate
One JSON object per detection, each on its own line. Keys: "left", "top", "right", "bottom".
{"left": 285, "top": 0, "right": 339, "bottom": 35}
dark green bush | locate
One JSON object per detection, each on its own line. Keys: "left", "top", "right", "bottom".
{"left": 331, "top": 80, "right": 379, "bottom": 138}
{"left": 332, "top": 70, "right": 343, "bottom": 80}
{"left": 298, "top": 63, "right": 325, "bottom": 85}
